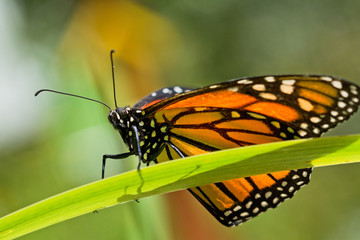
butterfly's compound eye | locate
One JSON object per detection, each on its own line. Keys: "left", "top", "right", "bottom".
{"left": 108, "top": 110, "right": 124, "bottom": 128}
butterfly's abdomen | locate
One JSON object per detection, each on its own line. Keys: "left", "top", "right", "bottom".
{"left": 136, "top": 115, "right": 170, "bottom": 163}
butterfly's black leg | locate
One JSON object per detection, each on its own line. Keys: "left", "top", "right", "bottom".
{"left": 102, "top": 152, "right": 133, "bottom": 179}
{"left": 130, "top": 125, "right": 144, "bottom": 203}
{"left": 131, "top": 125, "right": 143, "bottom": 171}
{"left": 167, "top": 142, "right": 186, "bottom": 158}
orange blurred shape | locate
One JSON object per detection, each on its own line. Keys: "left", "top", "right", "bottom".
{"left": 59, "top": 0, "right": 182, "bottom": 101}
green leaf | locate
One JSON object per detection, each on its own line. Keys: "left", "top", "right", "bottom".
{"left": 1, "top": 135, "right": 360, "bottom": 239}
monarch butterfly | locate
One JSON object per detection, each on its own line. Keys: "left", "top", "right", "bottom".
{"left": 36, "top": 52, "right": 360, "bottom": 227}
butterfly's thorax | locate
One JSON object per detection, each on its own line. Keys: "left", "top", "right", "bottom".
{"left": 108, "top": 107, "right": 165, "bottom": 163}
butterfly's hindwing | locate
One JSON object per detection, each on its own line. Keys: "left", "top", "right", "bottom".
{"left": 188, "top": 168, "right": 312, "bottom": 226}
{"left": 152, "top": 107, "right": 313, "bottom": 226}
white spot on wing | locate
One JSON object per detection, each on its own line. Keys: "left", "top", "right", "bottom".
{"left": 280, "top": 193, "right": 288, "bottom": 198}
{"left": 320, "top": 76, "right": 333, "bottom": 81}
{"left": 252, "top": 84, "right": 266, "bottom": 91}
{"left": 173, "top": 86, "right": 183, "bottom": 93}
{"left": 264, "top": 76, "right": 276, "bottom": 82}
{"left": 224, "top": 210, "right": 232, "bottom": 216}
{"left": 237, "top": 79, "right": 253, "bottom": 84}
{"left": 299, "top": 130, "right": 308, "bottom": 136}
{"left": 298, "top": 98, "right": 314, "bottom": 111}
{"left": 259, "top": 92, "right": 277, "bottom": 100}
{"left": 292, "top": 174, "right": 299, "bottom": 179}
{"left": 300, "top": 123, "right": 308, "bottom": 129}
{"left": 296, "top": 181, "right": 304, "bottom": 186}
{"left": 331, "top": 80, "right": 343, "bottom": 89}
{"left": 280, "top": 84, "right": 294, "bottom": 94}
{"left": 240, "top": 212, "right": 249, "bottom": 217}
{"left": 228, "top": 86, "right": 239, "bottom": 92}
{"left": 340, "top": 90, "right": 349, "bottom": 98}
{"left": 350, "top": 85, "right": 358, "bottom": 90}
{"left": 282, "top": 79, "right": 296, "bottom": 85}
{"left": 233, "top": 205, "right": 241, "bottom": 211}
{"left": 331, "top": 111, "right": 339, "bottom": 116}
{"left": 310, "top": 117, "right": 321, "bottom": 123}
{"left": 209, "top": 85, "right": 220, "bottom": 89}
{"left": 313, "top": 128, "right": 320, "bottom": 134}
{"left": 338, "top": 101, "right": 346, "bottom": 108}
{"left": 265, "top": 191, "right": 272, "bottom": 199}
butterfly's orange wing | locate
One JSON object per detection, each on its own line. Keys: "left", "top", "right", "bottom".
{"left": 153, "top": 107, "right": 311, "bottom": 226}
{"left": 137, "top": 75, "right": 360, "bottom": 226}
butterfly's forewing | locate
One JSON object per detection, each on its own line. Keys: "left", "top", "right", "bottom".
{"left": 133, "top": 86, "right": 193, "bottom": 109}
{"left": 136, "top": 75, "right": 360, "bottom": 226}
{"left": 145, "top": 75, "right": 360, "bottom": 138}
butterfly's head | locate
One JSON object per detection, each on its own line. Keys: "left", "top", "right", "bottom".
{"left": 108, "top": 107, "right": 132, "bottom": 141}
{"left": 108, "top": 107, "right": 130, "bottom": 128}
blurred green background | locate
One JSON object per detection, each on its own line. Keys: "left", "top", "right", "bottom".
{"left": 2, "top": 0, "right": 360, "bottom": 239}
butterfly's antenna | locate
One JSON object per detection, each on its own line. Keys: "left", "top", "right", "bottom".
{"left": 110, "top": 50, "right": 118, "bottom": 108}
{"left": 35, "top": 89, "right": 112, "bottom": 111}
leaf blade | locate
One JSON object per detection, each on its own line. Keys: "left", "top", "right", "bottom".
{"left": 1, "top": 135, "right": 360, "bottom": 239}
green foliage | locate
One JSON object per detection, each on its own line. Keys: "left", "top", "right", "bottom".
{"left": 1, "top": 135, "right": 360, "bottom": 240}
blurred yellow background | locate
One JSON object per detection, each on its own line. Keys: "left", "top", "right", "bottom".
{"left": 2, "top": 0, "right": 360, "bottom": 239}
